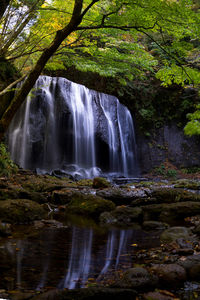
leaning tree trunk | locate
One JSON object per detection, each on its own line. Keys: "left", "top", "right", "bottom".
{"left": 0, "top": 0, "right": 90, "bottom": 141}
{"left": 0, "top": 0, "right": 10, "bottom": 20}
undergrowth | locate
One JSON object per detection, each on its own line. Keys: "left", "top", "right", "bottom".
{"left": 0, "top": 143, "right": 18, "bottom": 177}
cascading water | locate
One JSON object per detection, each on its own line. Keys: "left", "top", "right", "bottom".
{"left": 7, "top": 75, "right": 138, "bottom": 179}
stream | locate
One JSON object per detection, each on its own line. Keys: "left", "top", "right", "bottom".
{"left": 0, "top": 217, "right": 160, "bottom": 292}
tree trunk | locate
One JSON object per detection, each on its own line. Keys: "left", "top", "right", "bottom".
{"left": 0, "top": 0, "right": 10, "bottom": 20}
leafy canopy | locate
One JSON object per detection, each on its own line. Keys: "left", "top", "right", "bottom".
{"left": 1, "top": 0, "right": 199, "bottom": 87}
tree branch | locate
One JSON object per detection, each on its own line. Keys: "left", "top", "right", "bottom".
{"left": 0, "top": 74, "right": 27, "bottom": 96}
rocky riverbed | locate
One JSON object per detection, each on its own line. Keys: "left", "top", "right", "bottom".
{"left": 1, "top": 171, "right": 200, "bottom": 299}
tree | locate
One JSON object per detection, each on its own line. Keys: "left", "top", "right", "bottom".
{"left": 0, "top": 0, "right": 199, "bottom": 141}
{"left": 0, "top": 0, "right": 10, "bottom": 20}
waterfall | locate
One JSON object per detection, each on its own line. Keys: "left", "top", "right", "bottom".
{"left": 7, "top": 76, "right": 138, "bottom": 179}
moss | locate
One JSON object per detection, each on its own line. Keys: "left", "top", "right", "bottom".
{"left": 67, "top": 192, "right": 115, "bottom": 217}
{"left": 174, "top": 179, "right": 200, "bottom": 190}
{"left": 0, "top": 199, "right": 46, "bottom": 224}
{"left": 93, "top": 177, "right": 111, "bottom": 189}
{"left": 0, "top": 57, "right": 18, "bottom": 82}
{"left": 152, "top": 188, "right": 200, "bottom": 203}
{"left": 0, "top": 143, "right": 18, "bottom": 177}
{"left": 77, "top": 179, "right": 93, "bottom": 187}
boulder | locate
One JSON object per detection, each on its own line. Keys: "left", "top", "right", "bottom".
{"left": 151, "top": 188, "right": 200, "bottom": 203}
{"left": 142, "top": 221, "right": 169, "bottom": 231}
{"left": 93, "top": 177, "right": 111, "bottom": 189}
{"left": 174, "top": 179, "right": 200, "bottom": 190}
{"left": 100, "top": 206, "right": 142, "bottom": 226}
{"left": 151, "top": 264, "right": 186, "bottom": 286}
{"left": 66, "top": 192, "right": 115, "bottom": 217}
{"left": 178, "top": 255, "right": 200, "bottom": 280}
{"left": 142, "top": 290, "right": 177, "bottom": 300}
{"left": 97, "top": 187, "right": 149, "bottom": 205}
{"left": 142, "top": 201, "right": 200, "bottom": 222}
{"left": 159, "top": 201, "right": 200, "bottom": 222}
{"left": 160, "top": 227, "right": 191, "bottom": 243}
{"left": 0, "top": 199, "right": 46, "bottom": 223}
{"left": 116, "top": 267, "right": 158, "bottom": 291}
{"left": 51, "top": 189, "right": 77, "bottom": 204}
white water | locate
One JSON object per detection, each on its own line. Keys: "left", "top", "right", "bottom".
{"left": 7, "top": 76, "right": 138, "bottom": 178}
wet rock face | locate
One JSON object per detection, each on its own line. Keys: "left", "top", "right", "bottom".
{"left": 8, "top": 76, "right": 138, "bottom": 178}
{"left": 137, "top": 123, "right": 200, "bottom": 173}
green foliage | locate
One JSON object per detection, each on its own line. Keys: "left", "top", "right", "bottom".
{"left": 154, "top": 164, "right": 177, "bottom": 178}
{"left": 155, "top": 164, "right": 165, "bottom": 175}
{"left": 1, "top": 0, "right": 199, "bottom": 89}
{"left": 0, "top": 143, "right": 18, "bottom": 177}
{"left": 166, "top": 169, "right": 177, "bottom": 178}
{"left": 181, "top": 167, "right": 200, "bottom": 174}
{"left": 184, "top": 104, "right": 200, "bottom": 136}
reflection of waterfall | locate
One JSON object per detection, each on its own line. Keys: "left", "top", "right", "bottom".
{"left": 16, "top": 240, "right": 24, "bottom": 289}
{"left": 36, "top": 230, "right": 56, "bottom": 290}
{"left": 59, "top": 227, "right": 93, "bottom": 289}
{"left": 7, "top": 76, "right": 138, "bottom": 179}
{"left": 58, "top": 228, "right": 132, "bottom": 289}
{"left": 0, "top": 226, "right": 158, "bottom": 291}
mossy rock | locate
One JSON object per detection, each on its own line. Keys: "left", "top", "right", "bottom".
{"left": 0, "top": 199, "right": 46, "bottom": 224}
{"left": 51, "top": 189, "right": 77, "bottom": 204}
{"left": 66, "top": 192, "right": 115, "bottom": 217}
{"left": 0, "top": 188, "right": 20, "bottom": 200}
{"left": 20, "top": 174, "right": 75, "bottom": 192}
{"left": 97, "top": 187, "right": 148, "bottom": 205}
{"left": 100, "top": 206, "right": 142, "bottom": 226}
{"left": 142, "top": 201, "right": 200, "bottom": 222}
{"left": 152, "top": 188, "right": 200, "bottom": 203}
{"left": 0, "top": 187, "right": 47, "bottom": 203}
{"left": 77, "top": 179, "right": 93, "bottom": 187}
{"left": 93, "top": 177, "right": 111, "bottom": 189}
{"left": 160, "top": 227, "right": 191, "bottom": 243}
{"left": 174, "top": 179, "right": 200, "bottom": 190}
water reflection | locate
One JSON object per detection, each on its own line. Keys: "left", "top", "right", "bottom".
{"left": 60, "top": 228, "right": 93, "bottom": 289}
{"left": 0, "top": 225, "right": 160, "bottom": 291}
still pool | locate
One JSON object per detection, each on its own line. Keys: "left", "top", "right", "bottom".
{"left": 0, "top": 217, "right": 160, "bottom": 291}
